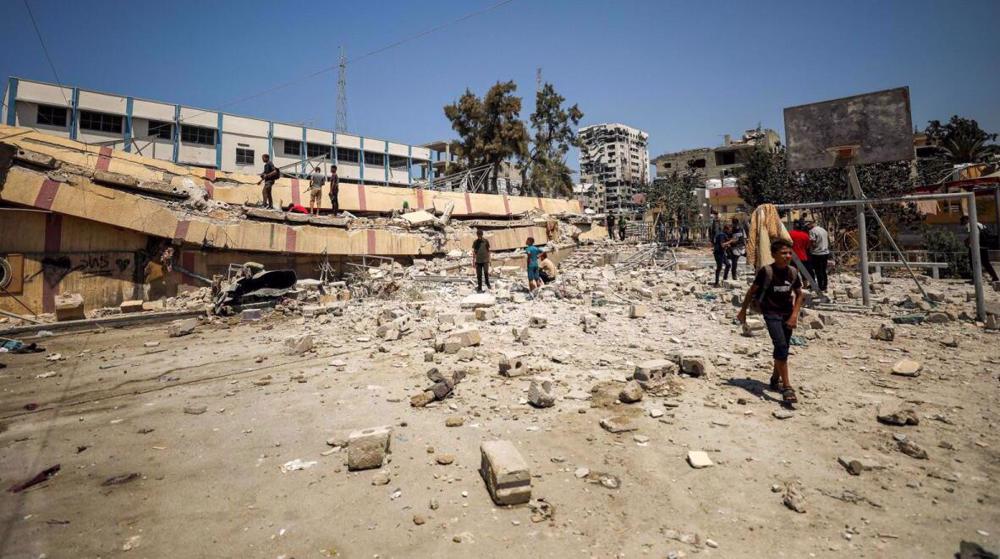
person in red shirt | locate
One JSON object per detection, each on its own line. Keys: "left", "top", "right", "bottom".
{"left": 283, "top": 203, "right": 310, "bottom": 214}
{"left": 788, "top": 220, "right": 811, "bottom": 279}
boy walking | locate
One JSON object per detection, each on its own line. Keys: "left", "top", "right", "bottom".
{"left": 737, "top": 238, "right": 804, "bottom": 406}
{"left": 472, "top": 229, "right": 492, "bottom": 292}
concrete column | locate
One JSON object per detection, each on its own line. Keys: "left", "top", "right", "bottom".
{"left": 124, "top": 97, "right": 134, "bottom": 152}
{"left": 5, "top": 77, "right": 18, "bottom": 126}
{"left": 407, "top": 145, "right": 412, "bottom": 187}
{"left": 384, "top": 140, "right": 389, "bottom": 186}
{"left": 267, "top": 122, "right": 274, "bottom": 158}
{"left": 216, "top": 112, "right": 223, "bottom": 170}
{"left": 172, "top": 104, "right": 180, "bottom": 163}
{"left": 359, "top": 136, "right": 365, "bottom": 185}
{"left": 69, "top": 88, "right": 80, "bottom": 141}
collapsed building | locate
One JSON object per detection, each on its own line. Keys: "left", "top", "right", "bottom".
{"left": 0, "top": 125, "right": 604, "bottom": 320}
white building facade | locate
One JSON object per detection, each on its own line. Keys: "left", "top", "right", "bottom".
{"left": 578, "top": 123, "right": 650, "bottom": 215}
{"left": 2, "top": 77, "right": 434, "bottom": 187}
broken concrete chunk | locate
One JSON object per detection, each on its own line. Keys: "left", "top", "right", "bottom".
{"left": 410, "top": 390, "right": 436, "bottom": 408}
{"left": 460, "top": 293, "right": 496, "bottom": 309}
{"left": 512, "top": 326, "right": 531, "bottom": 343}
{"left": 618, "top": 380, "right": 643, "bottom": 403}
{"left": 633, "top": 359, "right": 678, "bottom": 384}
{"left": 877, "top": 408, "right": 919, "bottom": 426}
{"left": 119, "top": 300, "right": 144, "bottom": 313}
{"left": 741, "top": 318, "right": 765, "bottom": 337}
{"left": 628, "top": 304, "right": 647, "bottom": 318}
{"left": 897, "top": 438, "right": 929, "bottom": 460}
{"left": 891, "top": 358, "right": 922, "bottom": 377}
{"left": 441, "top": 328, "right": 481, "bottom": 354}
{"left": 474, "top": 308, "right": 495, "bottom": 321}
{"left": 677, "top": 351, "right": 711, "bottom": 377}
{"left": 600, "top": 416, "right": 637, "bottom": 433}
{"left": 686, "top": 450, "right": 713, "bottom": 469}
{"left": 240, "top": 308, "right": 263, "bottom": 322}
{"left": 284, "top": 334, "right": 314, "bottom": 355}
{"left": 871, "top": 323, "right": 895, "bottom": 342}
{"left": 480, "top": 440, "right": 531, "bottom": 505}
{"left": 528, "top": 380, "right": 555, "bottom": 408}
{"left": 168, "top": 318, "right": 198, "bottom": 337}
{"left": 529, "top": 315, "right": 548, "bottom": 328}
{"left": 347, "top": 426, "right": 392, "bottom": 471}
{"left": 54, "top": 293, "right": 85, "bottom": 321}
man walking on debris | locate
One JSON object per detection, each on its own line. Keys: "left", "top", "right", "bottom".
{"left": 538, "top": 251, "right": 557, "bottom": 284}
{"left": 806, "top": 220, "right": 831, "bottom": 292}
{"left": 961, "top": 215, "right": 1000, "bottom": 283}
{"left": 305, "top": 165, "right": 325, "bottom": 216}
{"left": 712, "top": 224, "right": 732, "bottom": 287}
{"left": 525, "top": 237, "right": 543, "bottom": 293}
{"left": 472, "top": 229, "right": 492, "bottom": 293}
{"left": 329, "top": 165, "right": 340, "bottom": 215}
{"left": 618, "top": 215, "right": 627, "bottom": 242}
{"left": 257, "top": 154, "right": 279, "bottom": 209}
{"left": 606, "top": 214, "right": 616, "bottom": 240}
{"left": 725, "top": 218, "right": 746, "bottom": 279}
{"left": 737, "top": 238, "right": 804, "bottom": 406}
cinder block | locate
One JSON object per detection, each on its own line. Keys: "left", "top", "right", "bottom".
{"left": 119, "top": 299, "right": 144, "bottom": 314}
{"left": 54, "top": 293, "right": 85, "bottom": 321}
{"left": 348, "top": 426, "right": 392, "bottom": 471}
{"left": 480, "top": 440, "right": 531, "bottom": 505}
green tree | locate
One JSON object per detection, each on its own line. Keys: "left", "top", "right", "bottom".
{"left": 925, "top": 115, "right": 998, "bottom": 164}
{"left": 642, "top": 172, "right": 696, "bottom": 230}
{"left": 522, "top": 82, "right": 583, "bottom": 198}
{"left": 444, "top": 81, "right": 529, "bottom": 193}
{"left": 738, "top": 146, "right": 788, "bottom": 207}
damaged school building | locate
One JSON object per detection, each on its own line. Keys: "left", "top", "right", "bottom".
{"left": 0, "top": 77, "right": 601, "bottom": 318}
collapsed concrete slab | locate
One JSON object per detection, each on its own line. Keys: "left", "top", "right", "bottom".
{"left": 480, "top": 440, "right": 531, "bottom": 506}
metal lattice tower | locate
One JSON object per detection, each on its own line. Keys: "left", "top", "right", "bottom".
{"left": 336, "top": 46, "right": 348, "bottom": 133}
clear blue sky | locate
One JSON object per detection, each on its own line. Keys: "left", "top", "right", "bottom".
{"left": 2, "top": 0, "right": 998, "bottom": 169}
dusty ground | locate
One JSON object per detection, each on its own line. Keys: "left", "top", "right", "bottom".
{"left": 1, "top": 251, "right": 999, "bottom": 558}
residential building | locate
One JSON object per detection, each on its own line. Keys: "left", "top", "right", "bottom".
{"left": 578, "top": 123, "right": 650, "bottom": 215}
{"left": 652, "top": 127, "right": 781, "bottom": 182}
{"left": 2, "top": 76, "right": 433, "bottom": 187}
{"left": 572, "top": 182, "right": 602, "bottom": 212}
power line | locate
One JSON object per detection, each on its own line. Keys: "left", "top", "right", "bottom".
{"left": 22, "top": 0, "right": 69, "bottom": 106}
{"left": 176, "top": 0, "right": 516, "bottom": 126}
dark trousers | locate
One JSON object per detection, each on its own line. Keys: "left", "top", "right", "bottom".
{"left": 608, "top": 226, "right": 615, "bottom": 240}
{"left": 810, "top": 253, "right": 829, "bottom": 291}
{"left": 330, "top": 190, "right": 339, "bottom": 214}
{"left": 262, "top": 182, "right": 274, "bottom": 208}
{"left": 727, "top": 255, "right": 739, "bottom": 280}
{"left": 475, "top": 262, "right": 491, "bottom": 291}
{"left": 971, "top": 247, "right": 1000, "bottom": 282}
{"left": 714, "top": 252, "right": 727, "bottom": 284}
{"left": 764, "top": 314, "right": 793, "bottom": 361}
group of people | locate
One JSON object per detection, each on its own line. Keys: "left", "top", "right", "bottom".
{"left": 256, "top": 154, "right": 341, "bottom": 216}
{"left": 711, "top": 218, "right": 747, "bottom": 286}
{"left": 788, "top": 219, "right": 831, "bottom": 292}
{"left": 470, "top": 231, "right": 557, "bottom": 294}
{"left": 605, "top": 214, "right": 628, "bottom": 241}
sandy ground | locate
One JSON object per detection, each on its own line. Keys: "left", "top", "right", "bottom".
{"left": 1, "top": 259, "right": 999, "bottom": 558}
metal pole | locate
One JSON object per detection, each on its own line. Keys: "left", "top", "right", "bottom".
{"left": 847, "top": 166, "right": 871, "bottom": 307}
{"left": 993, "top": 186, "right": 1000, "bottom": 250}
{"left": 968, "top": 192, "right": 986, "bottom": 321}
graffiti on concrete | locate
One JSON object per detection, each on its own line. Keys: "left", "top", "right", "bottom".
{"left": 28, "top": 253, "right": 135, "bottom": 287}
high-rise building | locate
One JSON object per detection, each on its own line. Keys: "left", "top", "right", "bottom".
{"left": 578, "top": 123, "right": 649, "bottom": 214}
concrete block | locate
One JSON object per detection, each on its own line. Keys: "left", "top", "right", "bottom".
{"left": 441, "top": 328, "right": 481, "bottom": 354}
{"left": 240, "top": 308, "right": 263, "bottom": 322}
{"left": 54, "top": 293, "right": 85, "bottom": 321}
{"left": 167, "top": 318, "right": 198, "bottom": 337}
{"left": 347, "top": 426, "right": 392, "bottom": 471}
{"left": 119, "top": 299, "right": 144, "bottom": 314}
{"left": 628, "top": 304, "right": 647, "bottom": 318}
{"left": 460, "top": 293, "right": 496, "bottom": 309}
{"left": 634, "top": 359, "right": 678, "bottom": 384}
{"left": 480, "top": 440, "right": 531, "bottom": 505}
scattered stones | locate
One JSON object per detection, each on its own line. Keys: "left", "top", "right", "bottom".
{"left": 837, "top": 456, "right": 883, "bottom": 475}
{"left": 628, "top": 304, "right": 647, "bottom": 318}
{"left": 940, "top": 336, "right": 959, "bottom": 348}
{"left": 529, "top": 315, "right": 548, "bottom": 328}
{"left": 528, "top": 380, "right": 555, "bottom": 408}
{"left": 618, "top": 381, "right": 643, "bottom": 403}
{"left": 529, "top": 498, "right": 554, "bottom": 523}
{"left": 891, "top": 358, "right": 922, "bottom": 377}
{"left": 347, "top": 426, "right": 392, "bottom": 471}
{"left": 412, "top": 514, "right": 426, "bottom": 526}
{"left": 675, "top": 351, "right": 712, "bottom": 377}
{"left": 445, "top": 416, "right": 465, "bottom": 427}
{"left": 871, "top": 323, "right": 895, "bottom": 342}
{"left": 436, "top": 453, "right": 455, "bottom": 465}
{"left": 633, "top": 359, "right": 678, "bottom": 387}
{"left": 371, "top": 471, "right": 391, "bottom": 485}
{"left": 686, "top": 450, "right": 713, "bottom": 469}
{"left": 782, "top": 481, "right": 807, "bottom": 513}
{"left": 600, "top": 416, "right": 638, "bottom": 433}
{"left": 512, "top": 326, "right": 531, "bottom": 343}
{"left": 183, "top": 405, "right": 207, "bottom": 415}
{"left": 742, "top": 318, "right": 765, "bottom": 337}
{"left": 574, "top": 467, "right": 590, "bottom": 479}
{"left": 772, "top": 409, "right": 794, "bottom": 420}
{"left": 877, "top": 408, "right": 919, "bottom": 426}
{"left": 897, "top": 438, "right": 929, "bottom": 460}
{"left": 460, "top": 293, "right": 496, "bottom": 309}
{"left": 480, "top": 440, "right": 531, "bottom": 505}
{"left": 925, "top": 311, "right": 951, "bottom": 324}
{"left": 410, "top": 368, "right": 467, "bottom": 407}
{"left": 168, "top": 318, "right": 198, "bottom": 337}
{"left": 498, "top": 353, "right": 528, "bottom": 377}
{"left": 284, "top": 334, "right": 314, "bottom": 355}
{"left": 440, "top": 328, "right": 481, "bottom": 354}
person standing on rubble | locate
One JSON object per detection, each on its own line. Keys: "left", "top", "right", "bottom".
{"left": 328, "top": 165, "right": 340, "bottom": 215}
{"left": 472, "top": 229, "right": 492, "bottom": 293}
{"left": 257, "top": 154, "right": 279, "bottom": 209}
{"left": 737, "top": 238, "right": 804, "bottom": 406}
{"left": 305, "top": 165, "right": 325, "bottom": 216}
{"left": 712, "top": 224, "right": 732, "bottom": 287}
{"left": 789, "top": 220, "right": 811, "bottom": 281}
{"left": 606, "top": 214, "right": 616, "bottom": 241}
{"left": 618, "top": 215, "right": 627, "bottom": 242}
{"left": 806, "top": 220, "right": 831, "bottom": 292}
{"left": 725, "top": 218, "right": 746, "bottom": 279}
{"left": 961, "top": 215, "right": 1000, "bottom": 283}
{"left": 525, "top": 237, "right": 543, "bottom": 293}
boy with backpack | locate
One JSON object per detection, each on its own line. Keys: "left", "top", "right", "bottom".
{"left": 737, "top": 238, "right": 804, "bottom": 406}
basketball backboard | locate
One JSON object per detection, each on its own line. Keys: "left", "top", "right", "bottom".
{"left": 783, "top": 87, "right": 913, "bottom": 171}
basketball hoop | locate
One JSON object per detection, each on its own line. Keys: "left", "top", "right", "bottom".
{"left": 825, "top": 144, "right": 861, "bottom": 167}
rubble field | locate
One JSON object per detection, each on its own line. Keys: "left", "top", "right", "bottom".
{"left": 1, "top": 247, "right": 998, "bottom": 558}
